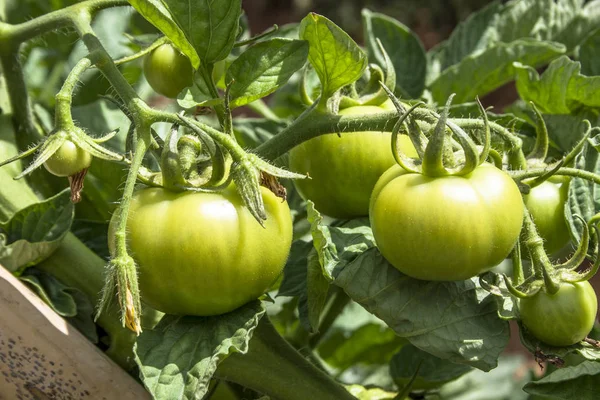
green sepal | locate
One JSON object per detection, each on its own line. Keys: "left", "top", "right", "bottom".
{"left": 231, "top": 160, "right": 266, "bottom": 226}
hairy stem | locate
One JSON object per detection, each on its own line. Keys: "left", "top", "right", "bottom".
{"left": 54, "top": 57, "right": 92, "bottom": 129}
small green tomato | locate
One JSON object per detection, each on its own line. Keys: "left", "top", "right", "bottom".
{"left": 43, "top": 140, "right": 92, "bottom": 177}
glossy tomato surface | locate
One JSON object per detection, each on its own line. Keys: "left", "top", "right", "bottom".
{"left": 288, "top": 105, "right": 416, "bottom": 218}
{"left": 43, "top": 140, "right": 92, "bottom": 177}
{"left": 524, "top": 177, "right": 570, "bottom": 255}
{"left": 370, "top": 163, "right": 524, "bottom": 281}
{"left": 520, "top": 281, "right": 597, "bottom": 347}
{"left": 143, "top": 43, "right": 194, "bottom": 98}
{"left": 111, "top": 186, "right": 293, "bottom": 316}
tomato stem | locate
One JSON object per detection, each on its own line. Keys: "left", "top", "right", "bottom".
{"left": 522, "top": 209, "right": 561, "bottom": 294}
{"left": 216, "top": 317, "right": 356, "bottom": 400}
{"left": 55, "top": 57, "right": 92, "bottom": 129}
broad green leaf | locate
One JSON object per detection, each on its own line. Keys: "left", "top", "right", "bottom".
{"left": 135, "top": 301, "right": 265, "bottom": 399}
{"left": 319, "top": 323, "right": 404, "bottom": 371}
{"left": 566, "top": 139, "right": 600, "bottom": 256}
{"left": 227, "top": 39, "right": 309, "bottom": 108}
{"left": 580, "top": 28, "right": 600, "bottom": 77}
{"left": 428, "top": 0, "right": 598, "bottom": 82}
{"left": 299, "top": 248, "right": 329, "bottom": 333}
{"left": 0, "top": 189, "right": 73, "bottom": 273}
{"left": 362, "top": 9, "right": 426, "bottom": 98}
{"left": 429, "top": 39, "right": 565, "bottom": 104}
{"left": 177, "top": 77, "right": 223, "bottom": 109}
{"left": 427, "top": 1, "right": 502, "bottom": 82}
{"left": 345, "top": 385, "right": 396, "bottom": 400}
{"left": 300, "top": 13, "right": 367, "bottom": 101}
{"left": 127, "top": 0, "right": 200, "bottom": 68}
{"left": 163, "top": 0, "right": 241, "bottom": 63}
{"left": 277, "top": 240, "right": 313, "bottom": 298}
{"left": 332, "top": 248, "right": 509, "bottom": 371}
{"left": 390, "top": 344, "right": 472, "bottom": 390}
{"left": 524, "top": 361, "right": 600, "bottom": 399}
{"left": 439, "top": 355, "right": 531, "bottom": 400}
{"left": 20, "top": 268, "right": 98, "bottom": 342}
{"left": 20, "top": 268, "right": 77, "bottom": 317}
{"left": 514, "top": 56, "right": 600, "bottom": 114}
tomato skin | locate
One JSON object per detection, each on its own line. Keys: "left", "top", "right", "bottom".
{"left": 43, "top": 140, "right": 92, "bottom": 177}
{"left": 288, "top": 105, "right": 417, "bottom": 218}
{"left": 520, "top": 281, "right": 598, "bottom": 347}
{"left": 370, "top": 163, "right": 524, "bottom": 281}
{"left": 143, "top": 43, "right": 194, "bottom": 98}
{"left": 523, "top": 178, "right": 570, "bottom": 255}
{"left": 109, "top": 186, "right": 292, "bottom": 316}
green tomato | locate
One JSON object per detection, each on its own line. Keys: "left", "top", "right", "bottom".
{"left": 288, "top": 105, "right": 417, "bottom": 218}
{"left": 520, "top": 281, "right": 598, "bottom": 347}
{"left": 109, "top": 186, "right": 293, "bottom": 316}
{"left": 143, "top": 43, "right": 194, "bottom": 98}
{"left": 523, "top": 177, "right": 570, "bottom": 255}
{"left": 43, "top": 140, "right": 92, "bottom": 177}
{"left": 370, "top": 163, "right": 524, "bottom": 281}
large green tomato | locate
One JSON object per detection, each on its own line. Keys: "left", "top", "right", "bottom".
{"left": 523, "top": 177, "right": 570, "bottom": 254}
{"left": 370, "top": 163, "right": 524, "bottom": 281}
{"left": 143, "top": 43, "right": 194, "bottom": 98}
{"left": 288, "top": 105, "right": 416, "bottom": 218}
{"left": 43, "top": 140, "right": 92, "bottom": 177}
{"left": 520, "top": 281, "right": 597, "bottom": 347}
{"left": 109, "top": 186, "right": 293, "bottom": 316}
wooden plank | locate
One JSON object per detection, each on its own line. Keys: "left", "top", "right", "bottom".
{"left": 0, "top": 266, "right": 150, "bottom": 400}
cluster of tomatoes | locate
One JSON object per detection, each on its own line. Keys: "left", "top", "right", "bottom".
{"left": 40, "top": 43, "right": 597, "bottom": 349}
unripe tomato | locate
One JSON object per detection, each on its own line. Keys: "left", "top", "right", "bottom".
{"left": 370, "top": 163, "right": 524, "bottom": 281}
{"left": 143, "top": 43, "right": 194, "bottom": 98}
{"left": 520, "top": 281, "right": 597, "bottom": 346}
{"left": 288, "top": 105, "right": 417, "bottom": 218}
{"left": 43, "top": 140, "right": 92, "bottom": 177}
{"left": 523, "top": 177, "right": 570, "bottom": 254}
{"left": 109, "top": 186, "right": 292, "bottom": 316}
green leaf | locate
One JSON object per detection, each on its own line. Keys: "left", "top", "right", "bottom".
{"left": 389, "top": 344, "right": 472, "bottom": 390}
{"left": 299, "top": 13, "right": 367, "bottom": 101}
{"left": 427, "top": 1, "right": 502, "bottom": 82}
{"left": 163, "top": 0, "right": 241, "bottom": 63}
{"left": 20, "top": 268, "right": 98, "bottom": 342}
{"left": 135, "top": 301, "right": 265, "bottom": 399}
{"left": 438, "top": 355, "right": 531, "bottom": 400}
{"left": 579, "top": 29, "right": 600, "bottom": 77}
{"left": 332, "top": 248, "right": 509, "bottom": 371}
{"left": 127, "top": 0, "right": 200, "bottom": 68}
{"left": 0, "top": 189, "right": 73, "bottom": 274}
{"left": 277, "top": 239, "right": 313, "bottom": 298}
{"left": 177, "top": 77, "right": 223, "bottom": 109}
{"left": 524, "top": 361, "right": 600, "bottom": 399}
{"left": 429, "top": 38, "right": 565, "bottom": 104}
{"left": 227, "top": 39, "right": 309, "bottom": 108}
{"left": 345, "top": 384, "right": 396, "bottom": 400}
{"left": 319, "top": 322, "right": 405, "bottom": 371}
{"left": 515, "top": 56, "right": 600, "bottom": 114}
{"left": 20, "top": 268, "right": 77, "bottom": 317}
{"left": 362, "top": 9, "right": 426, "bottom": 99}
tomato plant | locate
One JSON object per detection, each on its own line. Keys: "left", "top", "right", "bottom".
{"left": 520, "top": 281, "right": 598, "bottom": 347}
{"left": 523, "top": 177, "right": 570, "bottom": 255}
{"left": 370, "top": 163, "right": 524, "bottom": 281}
{"left": 1, "top": 1, "right": 600, "bottom": 400}
{"left": 109, "top": 185, "right": 293, "bottom": 316}
{"left": 43, "top": 139, "right": 92, "bottom": 177}
{"left": 143, "top": 43, "right": 194, "bottom": 98}
{"left": 289, "top": 105, "right": 416, "bottom": 218}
